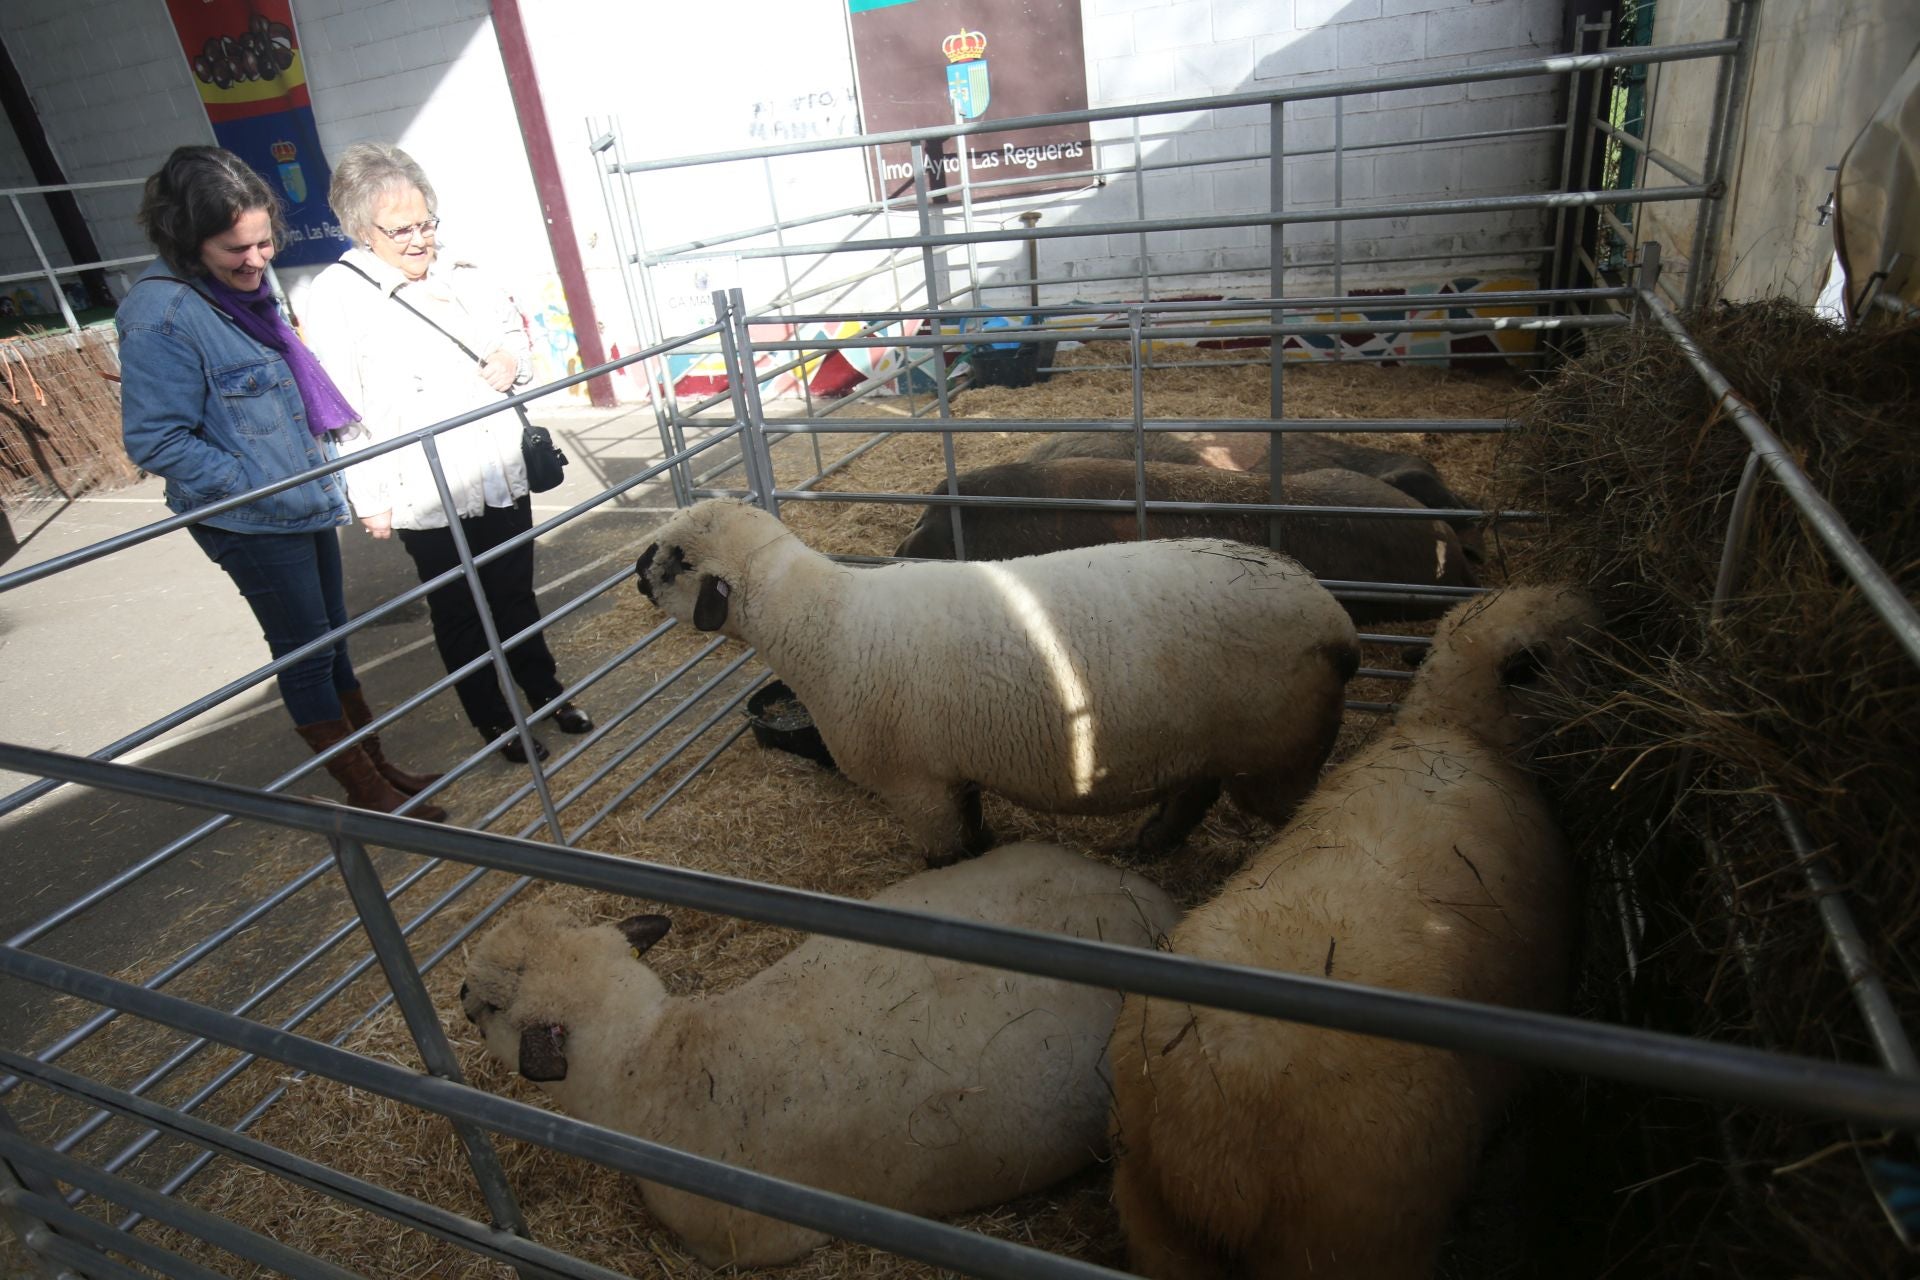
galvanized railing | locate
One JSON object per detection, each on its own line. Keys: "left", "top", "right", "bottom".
{"left": 0, "top": 177, "right": 152, "bottom": 337}
{"left": 19, "top": 30, "right": 1912, "bottom": 1280}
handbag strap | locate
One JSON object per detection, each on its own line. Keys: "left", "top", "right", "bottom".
{"left": 338, "top": 259, "right": 486, "bottom": 360}
{"left": 338, "top": 259, "right": 532, "bottom": 427}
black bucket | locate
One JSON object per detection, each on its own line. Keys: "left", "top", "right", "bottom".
{"left": 744, "top": 680, "right": 836, "bottom": 771}
{"left": 966, "top": 316, "right": 1056, "bottom": 388}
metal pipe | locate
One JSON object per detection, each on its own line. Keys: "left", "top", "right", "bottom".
{"left": 0, "top": 1048, "right": 634, "bottom": 1280}
{"left": 8, "top": 193, "right": 80, "bottom": 335}
{"left": 1133, "top": 116, "right": 1150, "bottom": 309}
{"left": 0, "top": 1104, "right": 74, "bottom": 1280}
{"left": 703, "top": 416, "right": 1516, "bottom": 436}
{"left": 1332, "top": 96, "right": 1345, "bottom": 310}
{"left": 1773, "top": 800, "right": 1920, "bottom": 1078}
{"left": 719, "top": 289, "right": 782, "bottom": 517}
{"left": 55, "top": 845, "right": 489, "bottom": 1174}
{"left": 330, "top": 838, "right": 531, "bottom": 1241}
{"left": 743, "top": 488, "right": 1530, "bottom": 522}
{"left": 1053, "top": 347, "right": 1548, "bottom": 371}
{"left": 962, "top": 242, "right": 1567, "bottom": 294}
{"left": 0, "top": 946, "right": 1134, "bottom": 1280}
{"left": 1591, "top": 114, "right": 1705, "bottom": 186}
{"left": 1269, "top": 98, "right": 1287, "bottom": 550}
{"left": 89, "top": 873, "right": 507, "bottom": 1235}
{"left": 615, "top": 41, "right": 1739, "bottom": 174}
{"left": 135, "top": 870, "right": 541, "bottom": 1219}
{"left": 755, "top": 286, "right": 1633, "bottom": 325}
{"left": 0, "top": 1128, "right": 367, "bottom": 1280}
{"left": 1639, "top": 287, "right": 1920, "bottom": 669}
{"left": 1710, "top": 451, "right": 1764, "bottom": 607}
{"left": 1129, "top": 309, "right": 1149, "bottom": 540}
{"left": 746, "top": 314, "right": 1628, "bottom": 351}
{"left": 5, "top": 750, "right": 1920, "bottom": 1128}
{"left": 1124, "top": 122, "right": 1567, "bottom": 179}
{"left": 14, "top": 1231, "right": 153, "bottom": 1280}
{"left": 0, "top": 254, "right": 154, "bottom": 288}
{"left": 4, "top": 1189, "right": 228, "bottom": 1280}
{"left": 656, "top": 185, "right": 1714, "bottom": 264}
{"left": 910, "top": 140, "right": 965, "bottom": 562}
{"left": 0, "top": 328, "right": 715, "bottom": 597}
{"left": 575, "top": 671, "right": 767, "bottom": 838}
{"left": 567, "top": 649, "right": 760, "bottom": 836}
{"left": 1685, "top": 0, "right": 1751, "bottom": 307}
{"left": 641, "top": 720, "right": 758, "bottom": 821}
{"left": 419, "top": 437, "right": 565, "bottom": 837}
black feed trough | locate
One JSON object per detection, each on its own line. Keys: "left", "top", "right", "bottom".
{"left": 744, "top": 680, "right": 837, "bottom": 771}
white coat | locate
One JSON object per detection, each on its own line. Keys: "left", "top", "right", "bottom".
{"left": 303, "top": 246, "right": 532, "bottom": 531}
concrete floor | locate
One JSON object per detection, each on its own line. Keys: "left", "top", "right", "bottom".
{"left": 0, "top": 401, "right": 698, "bottom": 1053}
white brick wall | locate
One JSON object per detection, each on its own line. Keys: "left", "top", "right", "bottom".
{"left": 1, "top": 0, "right": 211, "bottom": 279}
{"left": 0, "top": 0, "right": 1570, "bottom": 373}
{"left": 1069, "top": 0, "right": 1569, "bottom": 296}
{"left": 0, "top": 0, "right": 573, "bottom": 357}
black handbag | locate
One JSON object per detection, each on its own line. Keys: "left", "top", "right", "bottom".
{"left": 518, "top": 422, "right": 568, "bottom": 492}
{"left": 340, "top": 261, "right": 568, "bottom": 492}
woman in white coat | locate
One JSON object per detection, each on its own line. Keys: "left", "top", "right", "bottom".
{"left": 304, "top": 143, "right": 589, "bottom": 765}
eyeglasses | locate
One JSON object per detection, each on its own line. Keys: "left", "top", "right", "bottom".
{"left": 374, "top": 217, "right": 440, "bottom": 242}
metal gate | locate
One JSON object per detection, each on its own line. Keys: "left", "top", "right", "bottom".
{"left": 7, "top": 26, "right": 1915, "bottom": 1280}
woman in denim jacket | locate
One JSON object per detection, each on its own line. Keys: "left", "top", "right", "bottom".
{"left": 117, "top": 145, "right": 444, "bottom": 821}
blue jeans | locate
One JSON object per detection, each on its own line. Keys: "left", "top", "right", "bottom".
{"left": 188, "top": 525, "right": 360, "bottom": 726}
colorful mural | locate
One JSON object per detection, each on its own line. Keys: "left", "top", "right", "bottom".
{"left": 663, "top": 320, "right": 911, "bottom": 403}
{"left": 519, "top": 277, "right": 588, "bottom": 399}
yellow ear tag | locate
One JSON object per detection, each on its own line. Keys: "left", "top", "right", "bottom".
{"left": 631, "top": 947, "right": 642, "bottom": 959}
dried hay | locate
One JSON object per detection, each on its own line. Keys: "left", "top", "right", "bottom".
{"left": 8, "top": 354, "right": 1520, "bottom": 1278}
{"left": 0, "top": 328, "right": 140, "bottom": 509}
{"left": 1494, "top": 300, "right": 1920, "bottom": 1278}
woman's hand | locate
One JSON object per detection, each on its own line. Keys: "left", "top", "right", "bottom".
{"left": 362, "top": 511, "right": 394, "bottom": 540}
{"left": 478, "top": 348, "right": 520, "bottom": 392}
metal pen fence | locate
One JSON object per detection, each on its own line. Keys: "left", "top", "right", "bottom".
{"left": 6, "top": 20, "right": 1911, "bottom": 1280}
{"left": 0, "top": 177, "right": 152, "bottom": 338}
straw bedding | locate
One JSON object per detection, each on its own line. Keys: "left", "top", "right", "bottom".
{"left": 1485, "top": 301, "right": 1920, "bottom": 1280}
{"left": 6, "top": 350, "right": 1530, "bottom": 1278}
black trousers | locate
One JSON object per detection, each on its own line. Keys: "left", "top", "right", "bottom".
{"left": 398, "top": 496, "right": 563, "bottom": 734}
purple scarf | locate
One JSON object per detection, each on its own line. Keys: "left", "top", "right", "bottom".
{"left": 201, "top": 275, "right": 358, "bottom": 438}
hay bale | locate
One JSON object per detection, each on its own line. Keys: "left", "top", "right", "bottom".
{"left": 0, "top": 328, "right": 139, "bottom": 508}
{"left": 1497, "top": 300, "right": 1920, "bottom": 1278}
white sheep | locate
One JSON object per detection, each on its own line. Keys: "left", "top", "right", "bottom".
{"left": 460, "top": 841, "right": 1182, "bottom": 1268}
{"left": 634, "top": 499, "right": 1359, "bottom": 864}
{"left": 1107, "top": 587, "right": 1600, "bottom": 1280}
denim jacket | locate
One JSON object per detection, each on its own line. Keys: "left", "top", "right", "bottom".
{"left": 117, "top": 260, "right": 350, "bottom": 534}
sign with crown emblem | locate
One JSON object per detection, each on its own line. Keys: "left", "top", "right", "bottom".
{"left": 943, "top": 28, "right": 989, "bottom": 119}
{"left": 270, "top": 140, "right": 307, "bottom": 204}
{"left": 162, "top": 1, "right": 350, "bottom": 266}
{"left": 848, "top": 0, "right": 1090, "bottom": 204}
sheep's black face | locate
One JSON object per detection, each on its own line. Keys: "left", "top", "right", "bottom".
{"left": 634, "top": 544, "right": 657, "bottom": 599}
{"left": 458, "top": 980, "right": 498, "bottom": 1026}
{"left": 636, "top": 542, "right": 698, "bottom": 606}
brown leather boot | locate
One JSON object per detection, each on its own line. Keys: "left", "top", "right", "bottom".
{"left": 338, "top": 688, "right": 443, "bottom": 797}
{"left": 296, "top": 718, "right": 448, "bottom": 823}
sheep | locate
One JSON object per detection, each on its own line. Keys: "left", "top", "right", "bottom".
{"left": 890, "top": 459, "right": 1478, "bottom": 623}
{"left": 634, "top": 498, "right": 1359, "bottom": 865}
{"left": 1024, "top": 428, "right": 1476, "bottom": 519}
{"left": 459, "top": 841, "right": 1183, "bottom": 1268}
{"left": 1106, "top": 587, "right": 1600, "bottom": 1280}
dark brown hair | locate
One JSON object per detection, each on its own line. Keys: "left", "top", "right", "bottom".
{"left": 136, "top": 146, "right": 286, "bottom": 275}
